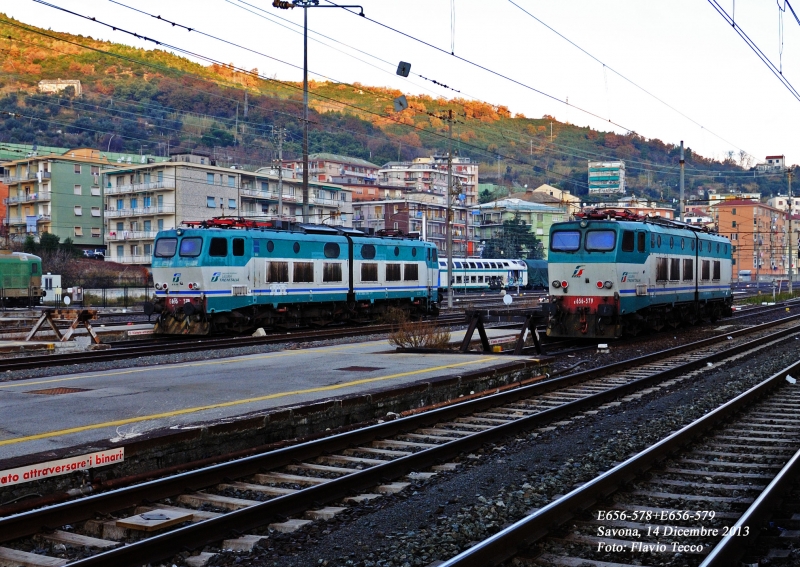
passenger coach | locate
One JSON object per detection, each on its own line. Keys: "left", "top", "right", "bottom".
{"left": 146, "top": 219, "right": 440, "bottom": 334}
{"left": 436, "top": 258, "right": 528, "bottom": 291}
{"left": 546, "top": 210, "right": 733, "bottom": 338}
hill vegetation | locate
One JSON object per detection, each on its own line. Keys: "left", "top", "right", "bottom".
{"left": 0, "top": 13, "right": 792, "bottom": 202}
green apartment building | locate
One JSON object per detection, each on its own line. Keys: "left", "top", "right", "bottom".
{"left": 2, "top": 147, "right": 166, "bottom": 250}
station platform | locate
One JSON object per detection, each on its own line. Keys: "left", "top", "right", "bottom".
{"left": 0, "top": 328, "right": 545, "bottom": 466}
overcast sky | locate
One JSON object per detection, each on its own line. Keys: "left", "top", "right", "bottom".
{"left": 4, "top": 0, "right": 799, "bottom": 167}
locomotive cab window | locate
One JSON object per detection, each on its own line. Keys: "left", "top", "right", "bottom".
{"left": 637, "top": 232, "right": 646, "bottom": 252}
{"left": 551, "top": 230, "right": 580, "bottom": 251}
{"left": 233, "top": 238, "right": 245, "bottom": 257}
{"left": 209, "top": 237, "right": 228, "bottom": 257}
{"left": 404, "top": 263, "right": 418, "bottom": 281}
{"left": 361, "top": 263, "right": 378, "bottom": 282}
{"left": 31, "top": 262, "right": 39, "bottom": 275}
{"left": 586, "top": 230, "right": 616, "bottom": 251}
{"left": 669, "top": 258, "right": 680, "bottom": 281}
{"left": 323, "top": 263, "right": 342, "bottom": 282}
{"left": 155, "top": 238, "right": 177, "bottom": 258}
{"left": 701, "top": 260, "right": 711, "bottom": 281}
{"left": 267, "top": 262, "right": 289, "bottom": 282}
{"left": 622, "top": 231, "right": 634, "bottom": 252}
{"left": 713, "top": 260, "right": 721, "bottom": 280}
{"left": 179, "top": 237, "right": 203, "bottom": 257}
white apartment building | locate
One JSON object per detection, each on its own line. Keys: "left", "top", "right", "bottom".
{"left": 767, "top": 195, "right": 800, "bottom": 216}
{"left": 378, "top": 155, "right": 479, "bottom": 206}
{"left": 104, "top": 157, "right": 352, "bottom": 265}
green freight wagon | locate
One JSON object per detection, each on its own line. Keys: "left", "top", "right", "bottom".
{"left": 0, "top": 251, "right": 45, "bottom": 306}
{"left": 524, "top": 259, "right": 548, "bottom": 289}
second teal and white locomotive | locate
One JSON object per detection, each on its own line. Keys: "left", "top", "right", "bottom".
{"left": 547, "top": 211, "right": 733, "bottom": 338}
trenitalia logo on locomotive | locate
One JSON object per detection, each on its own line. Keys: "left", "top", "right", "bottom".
{"left": 210, "top": 272, "right": 240, "bottom": 283}
{"left": 172, "top": 273, "right": 181, "bottom": 283}
{"left": 571, "top": 265, "right": 585, "bottom": 278}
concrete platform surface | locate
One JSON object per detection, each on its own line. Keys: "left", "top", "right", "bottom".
{"left": 0, "top": 329, "right": 533, "bottom": 461}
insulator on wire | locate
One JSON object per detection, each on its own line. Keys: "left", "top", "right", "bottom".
{"left": 272, "top": 0, "right": 294, "bottom": 8}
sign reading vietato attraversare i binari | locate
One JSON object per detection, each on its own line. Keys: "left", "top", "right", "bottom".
{"left": 0, "top": 448, "right": 124, "bottom": 487}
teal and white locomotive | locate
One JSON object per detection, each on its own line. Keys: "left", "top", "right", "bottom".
{"left": 145, "top": 218, "right": 440, "bottom": 334}
{"left": 547, "top": 209, "right": 733, "bottom": 338}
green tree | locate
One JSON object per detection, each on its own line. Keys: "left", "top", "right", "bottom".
{"left": 481, "top": 217, "right": 543, "bottom": 259}
{"left": 39, "top": 232, "right": 60, "bottom": 253}
{"left": 60, "top": 237, "right": 80, "bottom": 258}
{"left": 23, "top": 234, "right": 37, "bottom": 254}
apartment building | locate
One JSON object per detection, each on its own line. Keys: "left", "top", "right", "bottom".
{"left": 713, "top": 200, "right": 788, "bottom": 280}
{"left": 352, "top": 194, "right": 479, "bottom": 257}
{"left": 471, "top": 198, "right": 567, "bottom": 259}
{"left": 588, "top": 161, "right": 625, "bottom": 194}
{"left": 767, "top": 194, "right": 800, "bottom": 217}
{"left": 282, "top": 153, "right": 379, "bottom": 184}
{"left": 1, "top": 148, "right": 141, "bottom": 248}
{"left": 104, "top": 157, "right": 352, "bottom": 264}
{"left": 378, "top": 155, "right": 479, "bottom": 206}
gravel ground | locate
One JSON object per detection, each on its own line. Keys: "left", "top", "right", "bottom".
{"left": 187, "top": 332, "right": 800, "bottom": 567}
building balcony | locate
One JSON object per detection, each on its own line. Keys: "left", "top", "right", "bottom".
{"left": 112, "top": 255, "right": 151, "bottom": 265}
{"left": 105, "top": 180, "right": 175, "bottom": 194}
{"left": 1, "top": 171, "right": 51, "bottom": 184}
{"left": 106, "top": 231, "right": 157, "bottom": 241}
{"left": 4, "top": 192, "right": 52, "bottom": 204}
{"left": 105, "top": 205, "right": 175, "bottom": 217}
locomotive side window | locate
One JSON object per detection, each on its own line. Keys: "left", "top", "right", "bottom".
{"left": 31, "top": 263, "right": 39, "bottom": 274}
{"left": 209, "top": 237, "right": 228, "bottom": 257}
{"left": 683, "top": 259, "right": 694, "bottom": 281}
{"left": 394, "top": 246, "right": 400, "bottom": 256}
{"left": 361, "top": 244, "right": 376, "bottom": 259}
{"left": 412, "top": 248, "right": 417, "bottom": 257}
{"left": 233, "top": 238, "right": 245, "bottom": 257}
{"left": 669, "top": 237, "right": 674, "bottom": 249}
{"left": 324, "top": 242, "right": 340, "bottom": 258}
{"left": 361, "top": 263, "right": 378, "bottom": 282}
{"left": 323, "top": 263, "right": 342, "bottom": 282}
{"left": 293, "top": 262, "right": 314, "bottom": 283}
{"left": 713, "top": 260, "right": 721, "bottom": 280}
{"left": 404, "top": 263, "right": 419, "bottom": 281}
{"left": 701, "top": 260, "right": 711, "bottom": 281}
{"left": 681, "top": 238, "right": 685, "bottom": 250}
{"left": 267, "top": 240, "right": 275, "bottom": 253}
{"left": 179, "top": 237, "right": 203, "bottom": 257}
{"left": 155, "top": 238, "right": 177, "bottom": 258}
{"left": 468, "top": 262, "right": 476, "bottom": 269}
{"left": 716, "top": 243, "right": 720, "bottom": 253}
{"left": 656, "top": 258, "right": 668, "bottom": 281}
{"left": 656, "top": 235, "right": 662, "bottom": 248}
{"left": 455, "top": 262, "right": 463, "bottom": 268}
{"left": 691, "top": 240, "right": 696, "bottom": 251}
{"left": 267, "top": 262, "right": 289, "bottom": 282}
{"left": 386, "top": 264, "right": 401, "bottom": 281}
{"left": 431, "top": 248, "right": 438, "bottom": 261}
{"left": 669, "top": 258, "right": 680, "bottom": 281}
{"left": 586, "top": 230, "right": 616, "bottom": 251}
{"left": 637, "top": 232, "right": 646, "bottom": 252}
{"left": 551, "top": 230, "right": 580, "bottom": 251}
{"left": 293, "top": 242, "right": 300, "bottom": 254}
{"left": 621, "top": 231, "right": 634, "bottom": 252}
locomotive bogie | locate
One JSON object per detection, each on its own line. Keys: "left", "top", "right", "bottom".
{"left": 546, "top": 217, "right": 733, "bottom": 339}
{"left": 147, "top": 225, "right": 440, "bottom": 335}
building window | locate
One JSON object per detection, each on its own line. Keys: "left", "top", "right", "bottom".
{"left": 91, "top": 207, "right": 100, "bottom": 217}
{"left": 90, "top": 165, "right": 99, "bottom": 175}
{"left": 116, "top": 198, "right": 123, "bottom": 210}
{"left": 157, "top": 170, "right": 163, "bottom": 182}
{"left": 228, "top": 175, "right": 235, "bottom": 187}
{"left": 157, "top": 219, "right": 164, "bottom": 231}
{"left": 228, "top": 198, "right": 236, "bottom": 209}
{"left": 207, "top": 196, "right": 216, "bottom": 208}
{"left": 74, "top": 164, "right": 81, "bottom": 174}
{"left": 732, "top": 208, "right": 736, "bottom": 215}
{"left": 74, "top": 206, "right": 82, "bottom": 216}
{"left": 116, "top": 245, "right": 124, "bottom": 257}
{"left": 91, "top": 187, "right": 101, "bottom": 196}
{"left": 91, "top": 227, "right": 101, "bottom": 237}
{"left": 74, "top": 184, "right": 82, "bottom": 195}
{"left": 144, "top": 244, "right": 152, "bottom": 256}
{"left": 130, "top": 197, "right": 138, "bottom": 209}
{"left": 732, "top": 220, "right": 736, "bottom": 228}
{"left": 207, "top": 173, "right": 214, "bottom": 184}
{"left": 144, "top": 220, "right": 151, "bottom": 232}
{"left": 74, "top": 226, "right": 83, "bottom": 237}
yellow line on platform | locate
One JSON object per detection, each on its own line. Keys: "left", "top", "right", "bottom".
{"left": 0, "top": 357, "right": 495, "bottom": 447}
{"left": 0, "top": 344, "right": 361, "bottom": 390}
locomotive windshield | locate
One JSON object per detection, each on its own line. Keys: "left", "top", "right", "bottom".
{"left": 585, "top": 230, "right": 616, "bottom": 251}
{"left": 154, "top": 238, "right": 177, "bottom": 258}
{"left": 179, "top": 237, "right": 203, "bottom": 257}
{"left": 551, "top": 230, "right": 581, "bottom": 251}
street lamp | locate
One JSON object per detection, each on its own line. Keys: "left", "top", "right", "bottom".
{"left": 272, "top": 0, "right": 364, "bottom": 223}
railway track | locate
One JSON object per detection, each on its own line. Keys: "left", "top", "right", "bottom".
{"left": 1, "top": 314, "right": 799, "bottom": 566}
{"left": 437, "top": 354, "right": 800, "bottom": 567}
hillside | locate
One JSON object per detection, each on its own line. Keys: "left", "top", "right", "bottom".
{"left": 0, "top": 13, "right": 787, "bottom": 201}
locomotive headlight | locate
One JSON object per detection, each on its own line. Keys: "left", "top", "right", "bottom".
{"left": 155, "top": 283, "right": 162, "bottom": 290}
{"left": 552, "top": 280, "right": 561, "bottom": 288}
{"left": 560, "top": 280, "right": 569, "bottom": 289}
{"left": 604, "top": 280, "right": 613, "bottom": 289}
{"left": 162, "top": 282, "right": 168, "bottom": 290}
{"left": 595, "top": 281, "right": 604, "bottom": 289}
